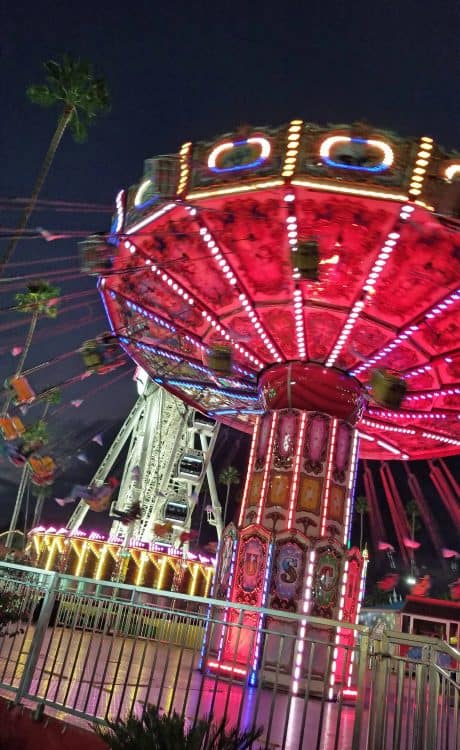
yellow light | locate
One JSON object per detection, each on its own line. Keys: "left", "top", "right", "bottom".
{"left": 135, "top": 552, "right": 148, "bottom": 586}
{"left": 189, "top": 564, "right": 199, "bottom": 597}
{"left": 45, "top": 539, "right": 57, "bottom": 571}
{"left": 287, "top": 133, "right": 300, "bottom": 141}
{"left": 421, "top": 136, "right": 433, "bottom": 144}
{"left": 291, "top": 119, "right": 303, "bottom": 125}
{"left": 157, "top": 556, "right": 168, "bottom": 588}
{"left": 291, "top": 178, "right": 407, "bottom": 202}
{"left": 418, "top": 150, "right": 432, "bottom": 158}
{"left": 95, "top": 546, "right": 108, "bottom": 580}
{"left": 416, "top": 159, "right": 429, "bottom": 167}
{"left": 75, "top": 541, "right": 87, "bottom": 577}
{"left": 186, "top": 178, "right": 284, "bottom": 200}
{"left": 410, "top": 188, "right": 422, "bottom": 195}
{"left": 411, "top": 175, "right": 424, "bottom": 183}
{"left": 413, "top": 167, "right": 425, "bottom": 175}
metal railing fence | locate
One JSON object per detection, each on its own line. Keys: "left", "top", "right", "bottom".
{"left": 0, "top": 562, "right": 458, "bottom": 749}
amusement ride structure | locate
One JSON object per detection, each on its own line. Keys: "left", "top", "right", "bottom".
{"left": 72, "top": 119, "right": 460, "bottom": 691}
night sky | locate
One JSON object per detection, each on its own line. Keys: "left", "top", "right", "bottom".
{"left": 1, "top": 1, "right": 459, "bottom": 569}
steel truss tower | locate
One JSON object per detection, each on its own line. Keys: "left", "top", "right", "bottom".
{"left": 67, "top": 372, "right": 223, "bottom": 545}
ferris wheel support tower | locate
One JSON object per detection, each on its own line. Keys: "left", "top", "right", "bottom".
{"left": 66, "top": 371, "right": 222, "bottom": 545}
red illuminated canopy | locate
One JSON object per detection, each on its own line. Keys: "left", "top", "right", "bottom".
{"left": 99, "top": 121, "right": 460, "bottom": 460}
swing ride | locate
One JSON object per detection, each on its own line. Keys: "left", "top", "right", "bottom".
{"left": 87, "top": 119, "right": 460, "bottom": 690}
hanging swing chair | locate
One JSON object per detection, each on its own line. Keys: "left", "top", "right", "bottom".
{"left": 370, "top": 369, "right": 407, "bottom": 409}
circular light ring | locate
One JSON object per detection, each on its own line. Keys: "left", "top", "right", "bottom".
{"left": 445, "top": 164, "right": 460, "bottom": 182}
{"left": 207, "top": 137, "right": 271, "bottom": 173}
{"left": 319, "top": 136, "right": 394, "bottom": 173}
{"left": 134, "top": 179, "right": 160, "bottom": 210}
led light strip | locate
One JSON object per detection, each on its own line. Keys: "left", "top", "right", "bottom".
{"left": 257, "top": 414, "right": 278, "bottom": 525}
{"left": 285, "top": 193, "right": 308, "bottom": 357}
{"left": 292, "top": 549, "right": 316, "bottom": 695}
{"left": 405, "top": 384, "right": 460, "bottom": 401}
{"left": 404, "top": 364, "right": 432, "bottom": 378}
{"left": 352, "top": 287, "right": 460, "bottom": 376}
{"left": 408, "top": 137, "right": 433, "bottom": 197}
{"left": 320, "top": 419, "right": 338, "bottom": 535}
{"left": 238, "top": 292, "right": 283, "bottom": 361}
{"left": 201, "top": 309, "right": 263, "bottom": 367}
{"left": 345, "top": 555, "right": 369, "bottom": 688}
{"left": 361, "top": 419, "right": 416, "bottom": 435}
{"left": 238, "top": 418, "right": 261, "bottom": 526}
{"left": 358, "top": 431, "right": 409, "bottom": 459}
{"left": 208, "top": 137, "right": 271, "bottom": 172}
{"left": 343, "top": 430, "right": 359, "bottom": 546}
{"left": 282, "top": 120, "right": 303, "bottom": 178}
{"left": 329, "top": 559, "right": 350, "bottom": 700}
{"left": 291, "top": 178, "right": 407, "bottom": 202}
{"left": 177, "top": 142, "right": 192, "bottom": 195}
{"left": 421, "top": 431, "right": 460, "bottom": 447}
{"left": 114, "top": 189, "right": 125, "bottom": 232}
{"left": 326, "top": 205, "right": 411, "bottom": 367}
{"left": 186, "top": 178, "right": 284, "bottom": 201}
{"left": 134, "top": 179, "right": 157, "bottom": 209}
{"left": 126, "top": 202, "right": 176, "bottom": 235}
{"left": 368, "top": 409, "right": 449, "bottom": 420}
{"left": 249, "top": 541, "right": 274, "bottom": 686}
{"left": 287, "top": 413, "right": 307, "bottom": 527}
{"left": 320, "top": 136, "right": 394, "bottom": 172}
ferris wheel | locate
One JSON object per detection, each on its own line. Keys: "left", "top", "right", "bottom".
{"left": 66, "top": 368, "right": 223, "bottom": 546}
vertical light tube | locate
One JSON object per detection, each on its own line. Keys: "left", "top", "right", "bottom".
{"left": 238, "top": 417, "right": 261, "bottom": 526}
{"left": 320, "top": 419, "right": 338, "bottom": 536}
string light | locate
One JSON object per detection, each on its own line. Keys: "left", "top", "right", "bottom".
{"left": 282, "top": 120, "right": 303, "bottom": 178}
{"left": 292, "top": 178, "right": 407, "bottom": 202}
{"left": 352, "top": 286, "right": 460, "bottom": 376}
{"left": 186, "top": 179, "right": 284, "bottom": 201}
{"left": 408, "top": 137, "right": 433, "bottom": 197}
{"left": 177, "top": 142, "right": 192, "bottom": 195}
{"left": 320, "top": 419, "right": 337, "bottom": 535}
{"left": 287, "top": 413, "right": 307, "bottom": 527}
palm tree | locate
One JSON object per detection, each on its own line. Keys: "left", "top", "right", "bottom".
{"left": 219, "top": 466, "right": 240, "bottom": 525}
{"left": 6, "top": 281, "right": 60, "bottom": 397}
{"left": 354, "top": 495, "right": 368, "bottom": 550}
{"left": 40, "top": 387, "right": 61, "bottom": 419}
{"left": 0, "top": 55, "right": 110, "bottom": 275}
{"left": 406, "top": 499, "right": 420, "bottom": 542}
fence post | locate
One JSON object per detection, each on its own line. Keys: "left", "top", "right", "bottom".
{"left": 351, "top": 629, "right": 369, "bottom": 750}
{"left": 15, "top": 571, "right": 59, "bottom": 704}
{"left": 425, "top": 646, "right": 439, "bottom": 750}
{"left": 366, "top": 634, "right": 390, "bottom": 750}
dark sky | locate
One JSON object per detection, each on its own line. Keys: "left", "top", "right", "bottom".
{"left": 0, "top": 0, "right": 459, "bottom": 558}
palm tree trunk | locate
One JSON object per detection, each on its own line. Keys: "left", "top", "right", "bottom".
{"left": 0, "top": 106, "right": 74, "bottom": 275}
{"left": 223, "top": 483, "right": 230, "bottom": 525}
{"left": 15, "top": 312, "right": 39, "bottom": 376}
{"left": 360, "top": 513, "right": 364, "bottom": 550}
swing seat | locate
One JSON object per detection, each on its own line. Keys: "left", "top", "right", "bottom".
{"left": 29, "top": 456, "right": 56, "bottom": 484}
{"left": 206, "top": 344, "right": 233, "bottom": 375}
{"left": 370, "top": 369, "right": 407, "bottom": 409}
{"left": 0, "top": 416, "right": 25, "bottom": 441}
{"left": 293, "top": 239, "right": 320, "bottom": 281}
{"left": 8, "top": 377, "right": 36, "bottom": 405}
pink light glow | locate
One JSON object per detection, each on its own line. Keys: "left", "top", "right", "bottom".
{"left": 257, "top": 414, "right": 278, "bottom": 525}
{"left": 238, "top": 417, "right": 261, "bottom": 526}
{"left": 287, "top": 413, "right": 307, "bottom": 527}
{"left": 320, "top": 419, "right": 338, "bottom": 535}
